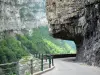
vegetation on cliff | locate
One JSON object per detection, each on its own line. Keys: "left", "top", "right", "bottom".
{"left": 0, "top": 26, "right": 76, "bottom": 64}
{"left": 0, "top": 36, "right": 29, "bottom": 64}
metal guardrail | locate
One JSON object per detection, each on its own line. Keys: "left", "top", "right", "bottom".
{"left": 51, "top": 54, "right": 76, "bottom": 58}
{"left": 0, "top": 62, "right": 19, "bottom": 75}
{"left": 0, "top": 54, "right": 54, "bottom": 75}
{"left": 33, "top": 54, "right": 54, "bottom": 72}
{"left": 0, "top": 54, "right": 76, "bottom": 75}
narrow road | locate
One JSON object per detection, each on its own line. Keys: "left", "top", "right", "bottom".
{"left": 42, "top": 58, "right": 100, "bottom": 75}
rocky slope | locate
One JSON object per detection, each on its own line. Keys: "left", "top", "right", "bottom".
{"left": 46, "top": 0, "right": 100, "bottom": 67}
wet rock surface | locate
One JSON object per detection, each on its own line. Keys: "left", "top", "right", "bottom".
{"left": 46, "top": 0, "right": 100, "bottom": 67}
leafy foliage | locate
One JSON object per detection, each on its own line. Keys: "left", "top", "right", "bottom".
{"left": 0, "top": 36, "right": 29, "bottom": 64}
{"left": 16, "top": 26, "right": 76, "bottom": 54}
{"left": 0, "top": 26, "right": 76, "bottom": 64}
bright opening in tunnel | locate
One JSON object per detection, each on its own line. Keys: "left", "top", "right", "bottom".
{"left": 65, "top": 40, "right": 77, "bottom": 52}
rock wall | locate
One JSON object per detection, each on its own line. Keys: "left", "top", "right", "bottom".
{"left": 0, "top": 0, "right": 46, "bottom": 32}
{"left": 0, "top": 0, "right": 22, "bottom": 31}
{"left": 46, "top": 0, "right": 100, "bottom": 67}
{"left": 0, "top": 0, "right": 47, "bottom": 39}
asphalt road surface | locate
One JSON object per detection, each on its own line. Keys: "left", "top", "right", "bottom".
{"left": 42, "top": 58, "right": 100, "bottom": 75}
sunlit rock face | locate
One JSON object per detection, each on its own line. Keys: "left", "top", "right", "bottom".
{"left": 0, "top": 0, "right": 48, "bottom": 40}
{"left": 46, "top": 0, "right": 100, "bottom": 66}
{"left": 0, "top": 0, "right": 46, "bottom": 32}
{"left": 0, "top": 0, "right": 22, "bottom": 31}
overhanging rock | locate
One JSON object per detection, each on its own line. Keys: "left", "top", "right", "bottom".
{"left": 46, "top": 0, "right": 100, "bottom": 67}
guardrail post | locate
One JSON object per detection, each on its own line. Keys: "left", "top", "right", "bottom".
{"left": 51, "top": 56, "right": 54, "bottom": 66}
{"left": 16, "top": 61, "right": 19, "bottom": 75}
{"left": 36, "top": 53, "right": 38, "bottom": 58}
{"left": 39, "top": 53, "right": 40, "bottom": 59}
{"left": 30, "top": 59, "right": 33, "bottom": 75}
{"left": 45, "top": 54, "right": 47, "bottom": 62}
{"left": 49, "top": 55, "right": 51, "bottom": 68}
{"left": 41, "top": 54, "right": 43, "bottom": 71}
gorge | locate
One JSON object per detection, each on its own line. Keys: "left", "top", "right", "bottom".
{"left": 0, "top": 0, "right": 76, "bottom": 64}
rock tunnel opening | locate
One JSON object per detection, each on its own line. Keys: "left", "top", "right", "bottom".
{"left": 46, "top": 0, "right": 100, "bottom": 66}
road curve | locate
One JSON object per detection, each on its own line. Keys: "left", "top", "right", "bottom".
{"left": 42, "top": 58, "right": 100, "bottom": 75}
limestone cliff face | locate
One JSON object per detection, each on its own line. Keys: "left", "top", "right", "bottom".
{"left": 46, "top": 0, "right": 100, "bottom": 66}
{"left": 0, "top": 0, "right": 47, "bottom": 39}
{"left": 0, "top": 0, "right": 46, "bottom": 32}
{"left": 0, "top": 0, "right": 21, "bottom": 31}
